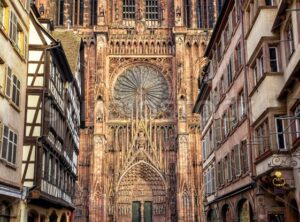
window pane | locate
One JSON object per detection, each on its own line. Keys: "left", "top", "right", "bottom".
{"left": 276, "top": 118, "right": 286, "bottom": 149}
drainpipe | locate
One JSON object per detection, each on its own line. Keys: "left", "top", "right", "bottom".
{"left": 240, "top": 1, "right": 256, "bottom": 185}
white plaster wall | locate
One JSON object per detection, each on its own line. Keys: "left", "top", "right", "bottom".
{"left": 250, "top": 75, "right": 284, "bottom": 123}
{"left": 246, "top": 9, "right": 277, "bottom": 60}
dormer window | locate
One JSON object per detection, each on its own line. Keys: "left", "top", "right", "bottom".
{"left": 123, "top": 0, "right": 135, "bottom": 19}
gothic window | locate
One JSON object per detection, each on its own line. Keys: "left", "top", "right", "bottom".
{"left": 145, "top": 0, "right": 159, "bottom": 20}
{"left": 196, "top": 0, "right": 202, "bottom": 28}
{"left": 208, "top": 0, "right": 215, "bottom": 28}
{"left": 123, "top": 0, "right": 135, "bottom": 20}
{"left": 74, "top": 0, "right": 84, "bottom": 26}
{"left": 184, "top": 0, "right": 191, "bottom": 27}
{"left": 217, "top": 0, "right": 224, "bottom": 16}
{"left": 90, "top": 0, "right": 97, "bottom": 26}
{"left": 57, "top": 0, "right": 64, "bottom": 25}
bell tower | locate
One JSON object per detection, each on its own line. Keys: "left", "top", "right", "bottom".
{"left": 33, "top": 0, "right": 218, "bottom": 221}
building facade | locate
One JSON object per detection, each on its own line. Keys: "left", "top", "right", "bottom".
{"left": 0, "top": 0, "right": 29, "bottom": 221}
{"left": 20, "top": 6, "right": 83, "bottom": 221}
{"left": 195, "top": 0, "right": 300, "bottom": 221}
{"left": 194, "top": 0, "right": 255, "bottom": 221}
{"left": 245, "top": 0, "right": 300, "bottom": 221}
{"left": 31, "top": 0, "right": 221, "bottom": 221}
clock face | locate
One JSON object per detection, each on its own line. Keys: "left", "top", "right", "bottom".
{"left": 113, "top": 66, "right": 169, "bottom": 117}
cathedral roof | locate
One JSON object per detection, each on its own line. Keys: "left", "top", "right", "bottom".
{"left": 52, "top": 30, "right": 82, "bottom": 75}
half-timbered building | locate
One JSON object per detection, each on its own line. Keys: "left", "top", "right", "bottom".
{"left": 21, "top": 5, "right": 83, "bottom": 222}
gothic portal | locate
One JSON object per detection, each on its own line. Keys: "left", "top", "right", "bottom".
{"left": 34, "top": 0, "right": 219, "bottom": 221}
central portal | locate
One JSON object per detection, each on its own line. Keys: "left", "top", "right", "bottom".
{"left": 132, "top": 201, "right": 152, "bottom": 222}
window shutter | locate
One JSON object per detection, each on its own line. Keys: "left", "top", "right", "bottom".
{"left": 231, "top": 56, "right": 235, "bottom": 78}
{"left": 2, "top": 125, "right": 8, "bottom": 159}
{"left": 228, "top": 153, "right": 232, "bottom": 181}
{"left": 211, "top": 166, "right": 215, "bottom": 193}
{"left": 5, "top": 66, "right": 11, "bottom": 97}
{"left": 221, "top": 159, "right": 224, "bottom": 185}
{"left": 204, "top": 172, "right": 207, "bottom": 195}
{"left": 234, "top": 144, "right": 241, "bottom": 176}
{"left": 202, "top": 139, "right": 207, "bottom": 160}
{"left": 231, "top": 149, "right": 236, "bottom": 179}
{"left": 232, "top": 98, "right": 238, "bottom": 127}
{"left": 215, "top": 118, "right": 221, "bottom": 145}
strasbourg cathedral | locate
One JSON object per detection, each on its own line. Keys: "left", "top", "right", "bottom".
{"left": 34, "top": 0, "right": 222, "bottom": 221}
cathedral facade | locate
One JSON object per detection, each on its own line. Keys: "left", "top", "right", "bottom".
{"left": 34, "top": 0, "right": 219, "bottom": 221}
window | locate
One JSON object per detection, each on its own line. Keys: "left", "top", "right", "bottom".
{"left": 256, "top": 120, "right": 270, "bottom": 156}
{"left": 0, "top": 201, "right": 10, "bottom": 222}
{"left": 48, "top": 155, "right": 52, "bottom": 181}
{"left": 5, "top": 67, "right": 20, "bottom": 107}
{"left": 1, "top": 125, "right": 17, "bottom": 164}
{"left": 145, "top": 0, "right": 159, "bottom": 20}
{"left": 205, "top": 166, "right": 215, "bottom": 195}
{"left": 74, "top": 0, "right": 84, "bottom": 26}
{"left": 90, "top": 0, "right": 98, "bottom": 26}
{"left": 253, "top": 54, "right": 264, "bottom": 84}
{"left": 57, "top": 0, "right": 64, "bottom": 25}
{"left": 0, "top": 0, "right": 9, "bottom": 31}
{"left": 235, "top": 42, "right": 242, "bottom": 71}
{"left": 222, "top": 113, "right": 228, "bottom": 137}
{"left": 227, "top": 58, "right": 233, "bottom": 86}
{"left": 293, "top": 105, "right": 300, "bottom": 140}
{"left": 286, "top": 19, "right": 295, "bottom": 59}
{"left": 265, "top": 0, "right": 276, "bottom": 6}
{"left": 184, "top": 0, "right": 191, "bottom": 27}
{"left": 8, "top": 11, "right": 25, "bottom": 56}
{"left": 196, "top": 0, "right": 203, "bottom": 28}
{"left": 269, "top": 47, "right": 279, "bottom": 72}
{"left": 217, "top": 0, "right": 224, "bottom": 16}
{"left": 276, "top": 117, "right": 287, "bottom": 150}
{"left": 208, "top": 0, "right": 215, "bottom": 28}
{"left": 42, "top": 150, "right": 46, "bottom": 178}
{"left": 123, "top": 0, "right": 135, "bottom": 19}
{"left": 238, "top": 89, "right": 245, "bottom": 120}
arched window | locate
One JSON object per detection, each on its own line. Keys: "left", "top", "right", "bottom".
{"left": 145, "top": 0, "right": 159, "bottom": 20}
{"left": 183, "top": 0, "right": 191, "bottom": 27}
{"left": 90, "top": 0, "right": 97, "bottom": 26}
{"left": 0, "top": 202, "right": 10, "bottom": 222}
{"left": 123, "top": 0, "right": 135, "bottom": 19}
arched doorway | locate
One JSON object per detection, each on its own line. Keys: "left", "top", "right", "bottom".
{"left": 221, "top": 204, "right": 232, "bottom": 222}
{"left": 27, "top": 210, "right": 39, "bottom": 222}
{"left": 207, "top": 209, "right": 217, "bottom": 222}
{"left": 116, "top": 161, "right": 167, "bottom": 222}
{"left": 237, "top": 199, "right": 252, "bottom": 222}
{"left": 60, "top": 213, "right": 67, "bottom": 222}
{"left": 49, "top": 211, "right": 58, "bottom": 222}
